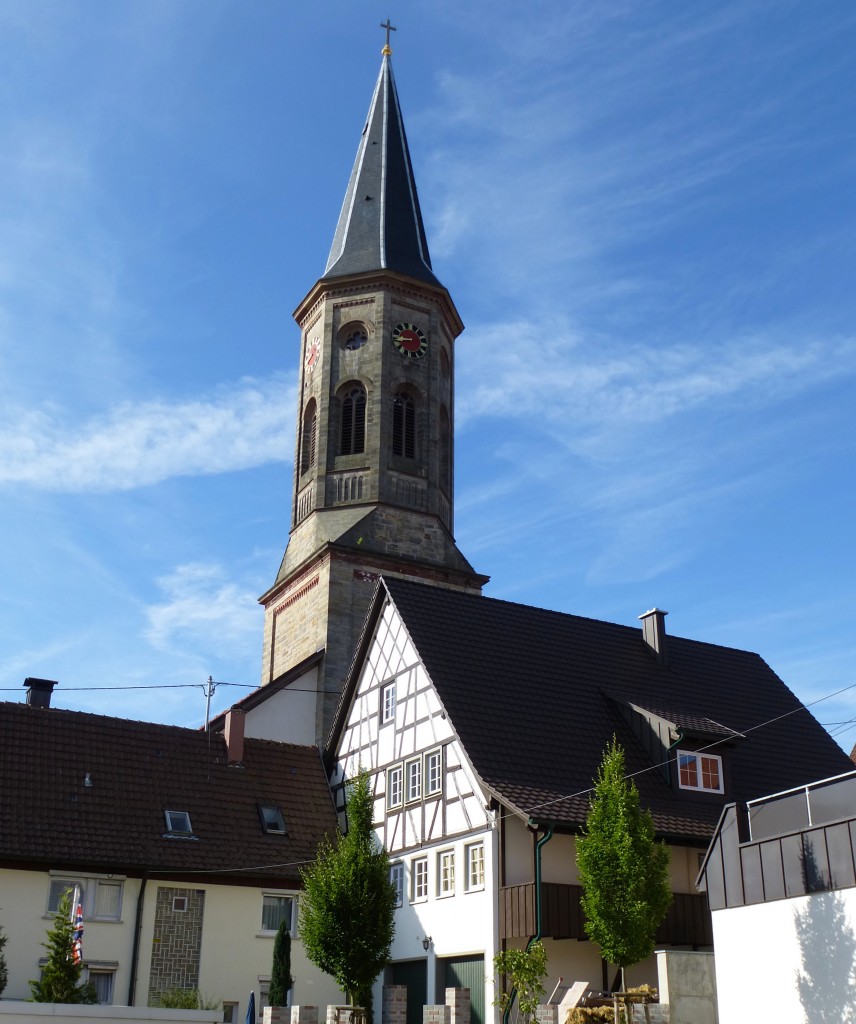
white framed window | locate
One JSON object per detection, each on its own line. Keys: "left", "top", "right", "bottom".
{"left": 222, "top": 1003, "right": 238, "bottom": 1023}
{"left": 465, "top": 842, "right": 485, "bottom": 892}
{"left": 47, "top": 878, "right": 123, "bottom": 922}
{"left": 424, "top": 748, "right": 442, "bottom": 796}
{"left": 411, "top": 857, "right": 428, "bottom": 902}
{"left": 387, "top": 765, "right": 403, "bottom": 809}
{"left": 261, "top": 894, "right": 294, "bottom": 934}
{"left": 677, "top": 750, "right": 724, "bottom": 793}
{"left": 405, "top": 757, "right": 422, "bottom": 803}
{"left": 47, "top": 879, "right": 84, "bottom": 915}
{"left": 438, "top": 850, "right": 455, "bottom": 897}
{"left": 381, "top": 682, "right": 396, "bottom": 724}
{"left": 172, "top": 895, "right": 188, "bottom": 912}
{"left": 390, "top": 863, "right": 404, "bottom": 907}
{"left": 87, "top": 968, "right": 115, "bottom": 1005}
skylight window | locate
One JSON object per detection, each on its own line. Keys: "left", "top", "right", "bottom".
{"left": 258, "top": 804, "right": 287, "bottom": 834}
{"left": 164, "top": 810, "right": 193, "bottom": 834}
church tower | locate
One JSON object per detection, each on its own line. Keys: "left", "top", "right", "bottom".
{"left": 259, "top": 34, "right": 486, "bottom": 743}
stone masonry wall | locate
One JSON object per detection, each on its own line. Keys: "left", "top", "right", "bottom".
{"left": 148, "top": 886, "right": 205, "bottom": 1003}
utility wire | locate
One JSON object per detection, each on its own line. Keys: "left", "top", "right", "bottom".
{"left": 524, "top": 679, "right": 856, "bottom": 816}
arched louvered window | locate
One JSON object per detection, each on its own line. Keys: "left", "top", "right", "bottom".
{"left": 340, "top": 385, "right": 366, "bottom": 455}
{"left": 392, "top": 392, "right": 416, "bottom": 459}
{"left": 440, "top": 405, "right": 451, "bottom": 491}
{"left": 300, "top": 400, "right": 317, "bottom": 474}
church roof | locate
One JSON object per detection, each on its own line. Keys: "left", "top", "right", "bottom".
{"left": 0, "top": 701, "right": 337, "bottom": 884}
{"left": 323, "top": 54, "right": 441, "bottom": 288}
{"left": 337, "top": 578, "right": 852, "bottom": 842}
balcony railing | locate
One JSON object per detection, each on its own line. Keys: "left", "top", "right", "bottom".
{"left": 499, "top": 881, "right": 712, "bottom": 947}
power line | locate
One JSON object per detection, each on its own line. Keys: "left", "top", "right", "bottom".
{"left": 524, "top": 679, "right": 856, "bottom": 816}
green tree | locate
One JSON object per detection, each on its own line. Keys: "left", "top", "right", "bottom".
{"left": 300, "top": 769, "right": 396, "bottom": 1023}
{"left": 0, "top": 916, "right": 8, "bottom": 996}
{"left": 269, "top": 919, "right": 293, "bottom": 1007}
{"left": 150, "top": 988, "right": 221, "bottom": 1010}
{"left": 29, "top": 892, "right": 97, "bottom": 1003}
{"left": 576, "top": 738, "right": 671, "bottom": 990}
{"left": 493, "top": 940, "right": 547, "bottom": 1024}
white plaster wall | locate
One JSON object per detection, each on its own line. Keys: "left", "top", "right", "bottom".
{"left": 0, "top": 869, "right": 140, "bottom": 1003}
{"left": 712, "top": 888, "right": 856, "bottom": 1024}
{"left": 0, "top": 869, "right": 340, "bottom": 1012}
{"left": 502, "top": 814, "right": 533, "bottom": 886}
{"left": 242, "top": 665, "right": 319, "bottom": 746}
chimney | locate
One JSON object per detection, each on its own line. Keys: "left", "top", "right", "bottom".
{"left": 224, "top": 709, "right": 246, "bottom": 764}
{"left": 639, "top": 609, "right": 668, "bottom": 665}
{"left": 24, "top": 677, "right": 57, "bottom": 708}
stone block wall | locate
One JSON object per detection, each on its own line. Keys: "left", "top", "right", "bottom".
{"left": 383, "top": 985, "right": 408, "bottom": 1024}
{"left": 445, "top": 987, "right": 470, "bottom": 1024}
{"left": 422, "top": 1008, "right": 450, "bottom": 1024}
{"left": 147, "top": 886, "right": 205, "bottom": 1003}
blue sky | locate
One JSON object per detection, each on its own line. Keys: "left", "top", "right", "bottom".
{"left": 2, "top": 1, "right": 855, "bottom": 751}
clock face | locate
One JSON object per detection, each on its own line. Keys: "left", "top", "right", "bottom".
{"left": 305, "top": 337, "right": 321, "bottom": 373}
{"left": 392, "top": 323, "right": 428, "bottom": 359}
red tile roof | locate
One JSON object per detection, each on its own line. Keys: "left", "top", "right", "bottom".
{"left": 0, "top": 702, "right": 337, "bottom": 886}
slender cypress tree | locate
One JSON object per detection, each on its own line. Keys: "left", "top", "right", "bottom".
{"left": 29, "top": 892, "right": 97, "bottom": 1003}
{"left": 269, "top": 920, "right": 293, "bottom": 1007}
{"left": 0, "top": 917, "right": 8, "bottom": 996}
{"left": 300, "top": 769, "right": 396, "bottom": 1023}
{"left": 576, "top": 738, "right": 672, "bottom": 990}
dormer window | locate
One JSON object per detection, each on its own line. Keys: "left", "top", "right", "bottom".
{"left": 677, "top": 751, "right": 724, "bottom": 794}
{"left": 164, "top": 810, "right": 193, "bottom": 834}
{"left": 258, "top": 804, "right": 287, "bottom": 834}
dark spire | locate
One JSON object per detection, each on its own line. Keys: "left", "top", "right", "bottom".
{"left": 324, "top": 52, "right": 442, "bottom": 288}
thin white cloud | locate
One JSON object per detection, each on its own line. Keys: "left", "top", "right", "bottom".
{"left": 457, "top": 319, "right": 856, "bottom": 436}
{"left": 0, "top": 373, "right": 295, "bottom": 492}
{"left": 145, "top": 562, "right": 261, "bottom": 661}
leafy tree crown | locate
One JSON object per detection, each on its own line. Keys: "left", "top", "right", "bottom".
{"left": 576, "top": 737, "right": 672, "bottom": 971}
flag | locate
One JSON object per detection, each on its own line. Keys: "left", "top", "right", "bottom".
{"left": 245, "top": 990, "right": 256, "bottom": 1024}
{"left": 71, "top": 885, "right": 84, "bottom": 965}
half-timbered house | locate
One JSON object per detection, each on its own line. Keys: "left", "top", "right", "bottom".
{"left": 327, "top": 576, "right": 852, "bottom": 1024}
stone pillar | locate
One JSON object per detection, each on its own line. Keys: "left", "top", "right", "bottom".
{"left": 292, "top": 1007, "right": 320, "bottom": 1024}
{"left": 445, "top": 987, "right": 471, "bottom": 1024}
{"left": 534, "top": 1006, "right": 558, "bottom": 1024}
{"left": 423, "top": 1006, "right": 451, "bottom": 1024}
{"left": 383, "top": 985, "right": 408, "bottom": 1024}
{"left": 263, "top": 1010, "right": 289, "bottom": 1024}
{"left": 327, "top": 1006, "right": 364, "bottom": 1024}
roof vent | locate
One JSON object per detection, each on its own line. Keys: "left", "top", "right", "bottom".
{"left": 24, "top": 678, "right": 58, "bottom": 708}
{"left": 224, "top": 708, "right": 246, "bottom": 765}
{"left": 639, "top": 609, "right": 668, "bottom": 666}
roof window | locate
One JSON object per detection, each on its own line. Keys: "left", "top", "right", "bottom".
{"left": 164, "top": 810, "right": 193, "bottom": 834}
{"left": 258, "top": 804, "right": 287, "bottom": 834}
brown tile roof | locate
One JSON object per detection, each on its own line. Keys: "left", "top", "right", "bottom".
{"left": 355, "top": 579, "right": 852, "bottom": 843}
{"left": 0, "top": 702, "right": 337, "bottom": 885}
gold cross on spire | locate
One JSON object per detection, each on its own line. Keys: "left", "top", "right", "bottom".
{"left": 380, "top": 18, "right": 396, "bottom": 55}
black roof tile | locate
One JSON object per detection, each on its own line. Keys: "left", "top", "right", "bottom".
{"left": 377, "top": 578, "right": 852, "bottom": 842}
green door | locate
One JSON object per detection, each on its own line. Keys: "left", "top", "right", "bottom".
{"left": 391, "top": 959, "right": 428, "bottom": 1024}
{"left": 443, "top": 955, "right": 485, "bottom": 1024}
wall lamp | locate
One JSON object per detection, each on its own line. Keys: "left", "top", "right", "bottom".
{"left": 422, "top": 936, "right": 432, "bottom": 951}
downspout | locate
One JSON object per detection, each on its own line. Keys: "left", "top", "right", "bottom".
{"left": 502, "top": 822, "right": 555, "bottom": 1024}
{"left": 127, "top": 873, "right": 148, "bottom": 1006}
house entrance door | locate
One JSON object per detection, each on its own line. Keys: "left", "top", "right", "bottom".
{"left": 390, "top": 959, "right": 428, "bottom": 1024}
{"left": 442, "top": 955, "right": 485, "bottom": 1024}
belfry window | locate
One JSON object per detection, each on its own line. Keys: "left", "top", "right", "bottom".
{"left": 301, "top": 400, "right": 317, "bottom": 474}
{"left": 392, "top": 392, "right": 416, "bottom": 458}
{"left": 340, "top": 386, "right": 366, "bottom": 455}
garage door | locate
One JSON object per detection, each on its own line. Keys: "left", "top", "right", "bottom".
{"left": 390, "top": 959, "right": 428, "bottom": 1024}
{"left": 442, "top": 955, "right": 485, "bottom": 1024}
